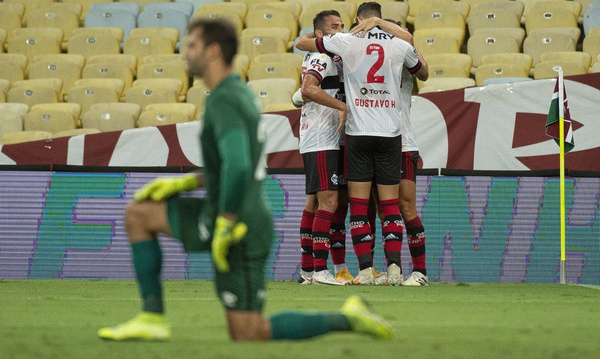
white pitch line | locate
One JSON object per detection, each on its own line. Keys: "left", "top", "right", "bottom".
{"left": 575, "top": 284, "right": 600, "bottom": 291}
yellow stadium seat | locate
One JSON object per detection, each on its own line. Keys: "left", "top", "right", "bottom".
{"left": 0, "top": 103, "right": 29, "bottom": 117}
{"left": 90, "top": 102, "right": 142, "bottom": 122}
{"left": 67, "top": 33, "right": 121, "bottom": 59}
{"left": 75, "top": 79, "right": 126, "bottom": 103}
{"left": 583, "top": 33, "right": 600, "bottom": 66}
{"left": 246, "top": 9, "right": 299, "bottom": 44}
{"left": 68, "top": 84, "right": 121, "bottom": 121}
{"left": 24, "top": 109, "right": 77, "bottom": 134}
{"left": 145, "top": 103, "right": 198, "bottom": 121}
{"left": 247, "top": 61, "right": 300, "bottom": 87}
{"left": 418, "top": 77, "right": 476, "bottom": 94}
{"left": 26, "top": 9, "right": 80, "bottom": 51}
{"left": 31, "top": 103, "right": 82, "bottom": 126}
{"left": 246, "top": 78, "right": 297, "bottom": 112}
{"left": 9, "top": 79, "right": 62, "bottom": 107}
{"left": 416, "top": 65, "right": 470, "bottom": 90}
{"left": 474, "top": 1, "right": 524, "bottom": 19}
{"left": 299, "top": 2, "right": 356, "bottom": 30}
{"left": 0, "top": 111, "right": 24, "bottom": 144}
{"left": 475, "top": 62, "right": 529, "bottom": 86}
{"left": 30, "top": 2, "right": 83, "bottom": 19}
{"left": 3, "top": 0, "right": 54, "bottom": 26}
{"left": 29, "top": 60, "right": 82, "bottom": 102}
{"left": 241, "top": 27, "right": 293, "bottom": 51}
{"left": 540, "top": 51, "right": 592, "bottom": 71}
{"left": 467, "top": 32, "right": 520, "bottom": 67}
{"left": 0, "top": 79, "right": 9, "bottom": 99}
{"left": 380, "top": 2, "right": 410, "bottom": 26}
{"left": 239, "top": 34, "right": 287, "bottom": 63}
{"left": 0, "top": 3, "right": 25, "bottom": 23}
{"left": 63, "top": 0, "right": 112, "bottom": 23}
{"left": 425, "top": 53, "right": 473, "bottom": 75}
{"left": 414, "top": 30, "right": 461, "bottom": 58}
{"left": 473, "top": 27, "right": 526, "bottom": 48}
{"left": 72, "top": 27, "right": 124, "bottom": 45}
{"left": 254, "top": 53, "right": 303, "bottom": 72}
{"left": 82, "top": 63, "right": 133, "bottom": 98}
{"left": 138, "top": 110, "right": 191, "bottom": 128}
{"left": 467, "top": 7, "right": 521, "bottom": 37}
{"left": 7, "top": 32, "right": 62, "bottom": 70}
{"left": 2, "top": 130, "right": 53, "bottom": 145}
{"left": 142, "top": 54, "right": 185, "bottom": 66}
{"left": 0, "top": 29, "right": 6, "bottom": 54}
{"left": 87, "top": 54, "right": 139, "bottom": 77}
{"left": 130, "top": 27, "right": 180, "bottom": 50}
{"left": 136, "top": 62, "right": 190, "bottom": 100}
{"left": 186, "top": 81, "right": 210, "bottom": 117}
{"left": 82, "top": 109, "right": 137, "bottom": 132}
{"left": 124, "top": 34, "right": 175, "bottom": 64}
{"left": 252, "top": 2, "right": 302, "bottom": 20}
{"left": 0, "top": 61, "right": 25, "bottom": 86}
{"left": 0, "top": 11, "right": 22, "bottom": 50}
{"left": 525, "top": 7, "right": 578, "bottom": 35}
{"left": 126, "top": 79, "right": 180, "bottom": 111}
{"left": 119, "top": 0, "right": 169, "bottom": 11}
{"left": 532, "top": 1, "right": 581, "bottom": 23}
{"left": 198, "top": 1, "right": 248, "bottom": 20}
{"left": 0, "top": 53, "right": 28, "bottom": 73}
{"left": 533, "top": 60, "right": 586, "bottom": 79}
{"left": 523, "top": 30, "right": 576, "bottom": 67}
{"left": 481, "top": 53, "right": 533, "bottom": 74}
{"left": 232, "top": 54, "right": 251, "bottom": 80}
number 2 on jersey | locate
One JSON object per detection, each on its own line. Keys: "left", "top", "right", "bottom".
{"left": 366, "top": 44, "right": 385, "bottom": 83}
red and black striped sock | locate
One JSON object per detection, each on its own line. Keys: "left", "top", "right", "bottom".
{"left": 380, "top": 199, "right": 403, "bottom": 267}
{"left": 312, "top": 209, "right": 334, "bottom": 272}
{"left": 367, "top": 200, "right": 377, "bottom": 266}
{"left": 349, "top": 197, "right": 372, "bottom": 270}
{"left": 406, "top": 216, "right": 426, "bottom": 275}
{"left": 300, "top": 210, "right": 314, "bottom": 273}
{"left": 330, "top": 204, "right": 347, "bottom": 266}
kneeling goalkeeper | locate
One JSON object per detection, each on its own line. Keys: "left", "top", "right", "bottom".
{"left": 98, "top": 17, "right": 393, "bottom": 342}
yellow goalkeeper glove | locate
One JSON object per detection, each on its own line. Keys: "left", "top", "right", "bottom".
{"left": 212, "top": 216, "right": 248, "bottom": 272}
{"left": 134, "top": 174, "right": 198, "bottom": 202}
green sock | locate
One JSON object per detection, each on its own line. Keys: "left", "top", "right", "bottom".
{"left": 269, "top": 312, "right": 350, "bottom": 340}
{"left": 131, "top": 240, "right": 163, "bottom": 313}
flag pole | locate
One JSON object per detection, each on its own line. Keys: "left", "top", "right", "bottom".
{"left": 554, "top": 66, "right": 567, "bottom": 284}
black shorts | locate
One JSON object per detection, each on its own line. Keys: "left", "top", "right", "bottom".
{"left": 401, "top": 151, "right": 419, "bottom": 182}
{"left": 302, "top": 149, "right": 344, "bottom": 194}
{"left": 345, "top": 134, "right": 402, "bottom": 185}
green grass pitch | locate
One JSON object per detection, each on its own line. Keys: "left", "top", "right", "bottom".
{"left": 1, "top": 280, "right": 599, "bottom": 359}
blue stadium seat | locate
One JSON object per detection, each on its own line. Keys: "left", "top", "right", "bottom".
{"left": 584, "top": 7, "right": 600, "bottom": 36}
{"left": 89, "top": 2, "right": 141, "bottom": 18}
{"left": 85, "top": 10, "right": 137, "bottom": 50}
{"left": 144, "top": 2, "right": 194, "bottom": 21}
{"left": 138, "top": 9, "right": 189, "bottom": 51}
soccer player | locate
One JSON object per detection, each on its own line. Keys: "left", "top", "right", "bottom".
{"left": 97, "top": 17, "right": 393, "bottom": 342}
{"left": 297, "top": 10, "right": 352, "bottom": 286}
{"left": 296, "top": 2, "right": 428, "bottom": 286}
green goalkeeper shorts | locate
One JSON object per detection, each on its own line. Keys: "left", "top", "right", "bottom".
{"left": 167, "top": 195, "right": 272, "bottom": 312}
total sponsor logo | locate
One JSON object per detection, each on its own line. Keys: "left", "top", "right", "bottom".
{"left": 360, "top": 88, "right": 390, "bottom": 95}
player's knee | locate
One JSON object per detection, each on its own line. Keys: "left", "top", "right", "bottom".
{"left": 125, "top": 202, "right": 149, "bottom": 238}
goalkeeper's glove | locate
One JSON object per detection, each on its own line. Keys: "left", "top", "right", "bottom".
{"left": 211, "top": 216, "right": 248, "bottom": 272}
{"left": 134, "top": 174, "right": 198, "bottom": 202}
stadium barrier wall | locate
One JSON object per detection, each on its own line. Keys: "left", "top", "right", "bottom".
{"left": 1, "top": 169, "right": 598, "bottom": 284}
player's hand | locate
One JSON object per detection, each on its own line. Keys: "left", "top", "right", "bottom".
{"left": 337, "top": 105, "right": 347, "bottom": 134}
{"left": 349, "top": 17, "right": 380, "bottom": 37}
{"left": 211, "top": 216, "right": 248, "bottom": 272}
{"left": 134, "top": 174, "right": 198, "bottom": 202}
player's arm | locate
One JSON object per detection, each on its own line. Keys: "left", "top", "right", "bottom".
{"left": 412, "top": 47, "right": 429, "bottom": 81}
{"left": 301, "top": 73, "right": 347, "bottom": 133}
{"left": 295, "top": 33, "right": 318, "bottom": 52}
{"left": 349, "top": 17, "right": 413, "bottom": 45}
{"left": 134, "top": 172, "right": 204, "bottom": 201}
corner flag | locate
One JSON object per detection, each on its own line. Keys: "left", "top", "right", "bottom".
{"left": 545, "top": 80, "right": 575, "bottom": 153}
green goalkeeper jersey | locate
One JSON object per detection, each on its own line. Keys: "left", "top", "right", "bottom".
{"left": 200, "top": 74, "right": 272, "bottom": 241}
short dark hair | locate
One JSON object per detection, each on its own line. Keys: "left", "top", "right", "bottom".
{"left": 357, "top": 2, "right": 382, "bottom": 19}
{"left": 313, "top": 10, "right": 342, "bottom": 32}
{"left": 187, "top": 17, "right": 237, "bottom": 65}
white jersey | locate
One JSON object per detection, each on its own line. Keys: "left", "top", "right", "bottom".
{"left": 400, "top": 67, "right": 418, "bottom": 151}
{"left": 317, "top": 28, "right": 423, "bottom": 137}
{"left": 299, "top": 52, "right": 342, "bottom": 154}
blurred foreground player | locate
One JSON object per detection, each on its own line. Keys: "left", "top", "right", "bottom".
{"left": 98, "top": 18, "right": 393, "bottom": 342}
